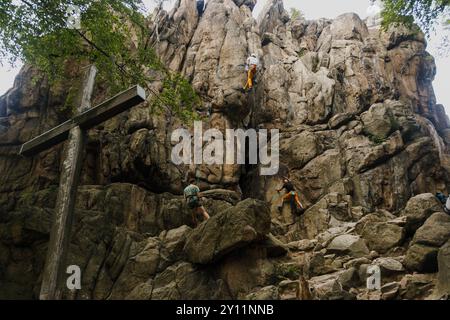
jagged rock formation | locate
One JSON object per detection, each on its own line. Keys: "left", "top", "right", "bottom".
{"left": 0, "top": 0, "right": 449, "bottom": 300}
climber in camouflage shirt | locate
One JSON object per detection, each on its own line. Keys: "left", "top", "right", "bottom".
{"left": 184, "top": 177, "right": 210, "bottom": 226}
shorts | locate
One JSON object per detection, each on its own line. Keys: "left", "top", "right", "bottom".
{"left": 187, "top": 196, "right": 202, "bottom": 209}
{"left": 282, "top": 191, "right": 298, "bottom": 202}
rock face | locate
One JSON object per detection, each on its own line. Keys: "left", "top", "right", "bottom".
{"left": 436, "top": 240, "right": 450, "bottom": 297}
{"left": 327, "top": 235, "right": 369, "bottom": 258}
{"left": 404, "top": 212, "right": 450, "bottom": 272}
{"left": 184, "top": 199, "right": 271, "bottom": 264}
{"left": 401, "top": 193, "right": 442, "bottom": 234}
{"left": 1, "top": 0, "right": 450, "bottom": 300}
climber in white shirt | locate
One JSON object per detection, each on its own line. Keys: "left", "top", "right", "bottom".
{"left": 243, "top": 53, "right": 259, "bottom": 91}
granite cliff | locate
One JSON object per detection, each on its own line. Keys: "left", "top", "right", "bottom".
{"left": 0, "top": 0, "right": 449, "bottom": 300}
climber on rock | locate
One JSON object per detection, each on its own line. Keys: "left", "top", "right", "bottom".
{"left": 277, "top": 177, "right": 304, "bottom": 215}
{"left": 243, "top": 53, "right": 259, "bottom": 91}
{"left": 184, "top": 177, "right": 210, "bottom": 226}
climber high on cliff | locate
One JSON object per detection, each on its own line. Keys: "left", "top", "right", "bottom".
{"left": 277, "top": 177, "right": 304, "bottom": 215}
{"left": 184, "top": 177, "right": 210, "bottom": 226}
{"left": 243, "top": 53, "right": 259, "bottom": 91}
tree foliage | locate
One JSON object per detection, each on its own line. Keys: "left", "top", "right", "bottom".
{"left": 0, "top": 0, "right": 201, "bottom": 121}
{"left": 289, "top": 8, "right": 304, "bottom": 20}
{"left": 381, "top": 0, "right": 450, "bottom": 35}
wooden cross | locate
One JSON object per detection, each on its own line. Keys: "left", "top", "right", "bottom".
{"left": 19, "top": 65, "right": 146, "bottom": 300}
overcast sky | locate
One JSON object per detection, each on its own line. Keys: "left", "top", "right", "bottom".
{"left": 1, "top": 0, "right": 448, "bottom": 112}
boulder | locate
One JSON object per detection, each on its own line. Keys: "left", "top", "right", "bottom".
{"left": 399, "top": 274, "right": 435, "bottom": 299}
{"left": 246, "top": 286, "right": 280, "bottom": 300}
{"left": 337, "top": 267, "right": 361, "bottom": 289}
{"left": 308, "top": 271, "right": 356, "bottom": 300}
{"left": 278, "top": 280, "right": 300, "bottom": 300}
{"left": 361, "top": 103, "right": 395, "bottom": 140}
{"left": 410, "top": 212, "right": 450, "bottom": 247}
{"left": 158, "top": 225, "right": 192, "bottom": 270}
{"left": 151, "top": 262, "right": 230, "bottom": 300}
{"left": 404, "top": 243, "right": 439, "bottom": 272}
{"left": 287, "top": 239, "right": 317, "bottom": 251}
{"left": 380, "top": 282, "right": 400, "bottom": 300}
{"left": 405, "top": 212, "right": 450, "bottom": 272}
{"left": 327, "top": 235, "right": 369, "bottom": 258}
{"left": 436, "top": 240, "right": 450, "bottom": 297}
{"left": 356, "top": 289, "right": 382, "bottom": 300}
{"left": 184, "top": 199, "right": 271, "bottom": 264}
{"left": 372, "top": 257, "right": 404, "bottom": 275}
{"left": 401, "top": 193, "right": 442, "bottom": 233}
{"left": 357, "top": 213, "right": 405, "bottom": 253}
{"left": 343, "top": 257, "right": 372, "bottom": 269}
{"left": 328, "top": 112, "right": 353, "bottom": 129}
{"left": 306, "top": 252, "right": 338, "bottom": 277}
{"left": 317, "top": 13, "right": 368, "bottom": 45}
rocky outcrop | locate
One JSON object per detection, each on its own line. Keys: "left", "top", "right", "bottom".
{"left": 401, "top": 193, "right": 442, "bottom": 234}
{"left": 0, "top": 0, "right": 449, "bottom": 300}
{"left": 436, "top": 240, "right": 450, "bottom": 297}
{"left": 404, "top": 212, "right": 450, "bottom": 272}
{"left": 327, "top": 235, "right": 369, "bottom": 258}
{"left": 356, "top": 211, "right": 406, "bottom": 253}
{"left": 184, "top": 199, "right": 271, "bottom": 264}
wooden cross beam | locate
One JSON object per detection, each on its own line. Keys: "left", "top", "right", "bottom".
{"left": 19, "top": 85, "right": 146, "bottom": 156}
{"left": 22, "top": 65, "right": 147, "bottom": 300}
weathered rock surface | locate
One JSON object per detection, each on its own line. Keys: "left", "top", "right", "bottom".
{"left": 401, "top": 193, "right": 442, "bottom": 234}
{"left": 405, "top": 212, "right": 450, "bottom": 272}
{"left": 373, "top": 257, "right": 405, "bottom": 275}
{"left": 355, "top": 210, "right": 406, "bottom": 253}
{"left": 246, "top": 285, "right": 280, "bottom": 300}
{"left": 436, "top": 240, "right": 450, "bottom": 297}
{"left": 0, "top": 0, "right": 449, "bottom": 300}
{"left": 183, "top": 199, "right": 271, "bottom": 264}
{"left": 327, "top": 235, "right": 369, "bottom": 258}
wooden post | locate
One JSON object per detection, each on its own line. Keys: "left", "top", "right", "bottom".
{"left": 39, "top": 65, "right": 97, "bottom": 300}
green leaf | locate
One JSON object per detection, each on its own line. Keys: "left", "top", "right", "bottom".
{"left": 0, "top": 0, "right": 201, "bottom": 122}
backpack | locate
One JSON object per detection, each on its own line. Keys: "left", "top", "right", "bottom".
{"left": 187, "top": 195, "right": 200, "bottom": 209}
{"left": 436, "top": 192, "right": 447, "bottom": 204}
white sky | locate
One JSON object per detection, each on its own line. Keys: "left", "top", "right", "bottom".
{"left": 1, "top": 0, "right": 448, "bottom": 112}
